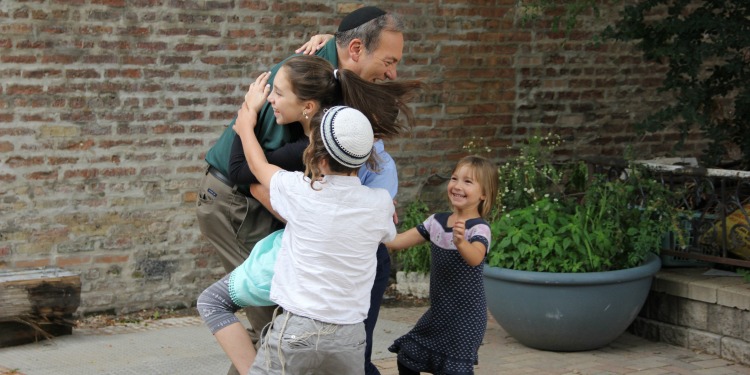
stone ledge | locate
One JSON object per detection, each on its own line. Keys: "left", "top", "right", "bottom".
{"left": 631, "top": 267, "right": 750, "bottom": 367}
{"left": 395, "top": 271, "right": 430, "bottom": 299}
{"left": 652, "top": 267, "right": 750, "bottom": 308}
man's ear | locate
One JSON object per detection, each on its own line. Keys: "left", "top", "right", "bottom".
{"left": 348, "top": 38, "right": 363, "bottom": 62}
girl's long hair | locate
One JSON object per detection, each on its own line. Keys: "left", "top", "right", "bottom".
{"left": 283, "top": 55, "right": 422, "bottom": 140}
{"left": 338, "top": 68, "right": 421, "bottom": 140}
{"left": 283, "top": 55, "right": 422, "bottom": 186}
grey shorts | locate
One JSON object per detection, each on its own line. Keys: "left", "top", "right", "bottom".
{"left": 249, "top": 311, "right": 366, "bottom": 375}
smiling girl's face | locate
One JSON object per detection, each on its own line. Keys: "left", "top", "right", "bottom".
{"left": 267, "top": 67, "right": 306, "bottom": 126}
{"left": 447, "top": 164, "right": 485, "bottom": 214}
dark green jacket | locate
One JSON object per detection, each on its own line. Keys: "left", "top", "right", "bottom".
{"left": 204, "top": 38, "right": 339, "bottom": 191}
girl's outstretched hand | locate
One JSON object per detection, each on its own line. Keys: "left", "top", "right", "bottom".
{"left": 244, "top": 72, "right": 271, "bottom": 114}
{"left": 295, "top": 34, "right": 334, "bottom": 55}
{"left": 234, "top": 72, "right": 270, "bottom": 138}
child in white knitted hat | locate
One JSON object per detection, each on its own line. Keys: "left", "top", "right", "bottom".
{"left": 221, "top": 91, "right": 396, "bottom": 374}
{"left": 197, "top": 55, "right": 422, "bottom": 375}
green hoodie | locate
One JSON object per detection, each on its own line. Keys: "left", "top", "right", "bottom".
{"left": 203, "top": 38, "right": 340, "bottom": 190}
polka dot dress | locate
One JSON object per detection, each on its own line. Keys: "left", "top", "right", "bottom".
{"left": 389, "top": 212, "right": 490, "bottom": 375}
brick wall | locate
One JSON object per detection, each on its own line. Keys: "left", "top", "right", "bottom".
{"left": 0, "top": 0, "right": 697, "bottom": 314}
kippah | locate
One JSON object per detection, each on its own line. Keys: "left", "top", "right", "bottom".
{"left": 338, "top": 6, "right": 386, "bottom": 32}
{"left": 321, "top": 106, "right": 374, "bottom": 169}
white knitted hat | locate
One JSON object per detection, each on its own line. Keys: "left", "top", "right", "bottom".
{"left": 320, "top": 106, "right": 374, "bottom": 168}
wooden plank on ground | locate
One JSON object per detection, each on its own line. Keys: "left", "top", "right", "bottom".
{"left": 0, "top": 268, "right": 81, "bottom": 348}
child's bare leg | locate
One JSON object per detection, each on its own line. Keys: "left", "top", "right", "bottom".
{"left": 215, "top": 322, "right": 257, "bottom": 374}
{"left": 197, "top": 275, "right": 256, "bottom": 373}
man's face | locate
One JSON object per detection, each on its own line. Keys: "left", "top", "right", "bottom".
{"left": 356, "top": 30, "right": 404, "bottom": 82}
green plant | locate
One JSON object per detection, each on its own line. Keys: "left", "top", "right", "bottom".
{"left": 737, "top": 268, "right": 750, "bottom": 283}
{"left": 462, "top": 136, "right": 493, "bottom": 157}
{"left": 487, "top": 133, "right": 686, "bottom": 272}
{"left": 518, "top": 1, "right": 749, "bottom": 169}
{"left": 517, "top": 0, "right": 604, "bottom": 36}
{"left": 395, "top": 199, "right": 432, "bottom": 274}
{"left": 606, "top": 0, "right": 750, "bottom": 169}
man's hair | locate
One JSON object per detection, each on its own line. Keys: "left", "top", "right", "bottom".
{"left": 335, "top": 12, "right": 404, "bottom": 52}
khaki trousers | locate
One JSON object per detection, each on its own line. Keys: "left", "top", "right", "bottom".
{"left": 196, "top": 167, "right": 284, "bottom": 373}
{"left": 250, "top": 311, "right": 366, "bottom": 375}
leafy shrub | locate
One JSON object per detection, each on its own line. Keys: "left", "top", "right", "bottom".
{"left": 518, "top": 0, "right": 750, "bottom": 169}
{"left": 487, "top": 133, "right": 686, "bottom": 272}
{"left": 394, "top": 199, "right": 432, "bottom": 274}
{"left": 606, "top": 0, "right": 750, "bottom": 169}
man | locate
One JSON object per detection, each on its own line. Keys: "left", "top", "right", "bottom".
{"left": 196, "top": 6, "right": 406, "bottom": 375}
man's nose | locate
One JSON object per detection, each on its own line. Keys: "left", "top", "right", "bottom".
{"left": 386, "top": 65, "right": 398, "bottom": 80}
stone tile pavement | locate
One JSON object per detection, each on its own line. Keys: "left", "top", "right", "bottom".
{"left": 374, "top": 307, "right": 750, "bottom": 375}
{"left": 1, "top": 305, "right": 749, "bottom": 375}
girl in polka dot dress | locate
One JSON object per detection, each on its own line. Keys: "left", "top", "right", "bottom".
{"left": 386, "top": 155, "right": 498, "bottom": 375}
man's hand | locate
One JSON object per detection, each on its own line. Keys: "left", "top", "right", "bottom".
{"left": 295, "top": 34, "right": 334, "bottom": 55}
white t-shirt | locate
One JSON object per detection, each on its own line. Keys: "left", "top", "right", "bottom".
{"left": 269, "top": 171, "right": 396, "bottom": 325}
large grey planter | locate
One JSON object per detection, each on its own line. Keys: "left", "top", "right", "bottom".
{"left": 482, "top": 253, "right": 661, "bottom": 351}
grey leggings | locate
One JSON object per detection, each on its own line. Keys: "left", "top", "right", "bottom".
{"left": 197, "top": 274, "right": 243, "bottom": 334}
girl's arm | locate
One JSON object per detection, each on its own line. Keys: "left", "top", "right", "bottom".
{"left": 232, "top": 72, "right": 281, "bottom": 188}
{"left": 385, "top": 227, "right": 426, "bottom": 251}
{"left": 453, "top": 220, "right": 486, "bottom": 266}
{"left": 229, "top": 134, "right": 308, "bottom": 185}
{"left": 249, "top": 183, "right": 285, "bottom": 223}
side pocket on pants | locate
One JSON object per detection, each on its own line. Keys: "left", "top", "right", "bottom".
{"left": 235, "top": 197, "right": 282, "bottom": 249}
{"left": 196, "top": 174, "right": 216, "bottom": 211}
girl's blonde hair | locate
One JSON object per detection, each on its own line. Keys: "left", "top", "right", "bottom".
{"left": 453, "top": 155, "right": 498, "bottom": 218}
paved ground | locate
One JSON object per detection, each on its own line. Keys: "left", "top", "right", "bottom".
{"left": 1, "top": 305, "right": 750, "bottom": 375}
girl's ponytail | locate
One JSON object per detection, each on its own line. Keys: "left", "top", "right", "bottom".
{"left": 337, "top": 69, "right": 422, "bottom": 140}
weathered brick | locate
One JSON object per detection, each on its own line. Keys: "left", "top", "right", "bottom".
{"left": 16, "top": 259, "right": 53, "bottom": 268}
{"left": 0, "top": 141, "right": 14, "bottom": 152}
{"left": 64, "top": 169, "right": 99, "bottom": 179}
{"left": 57, "top": 255, "right": 92, "bottom": 267}
{"left": 94, "top": 255, "right": 130, "bottom": 264}
{"left": 66, "top": 69, "right": 100, "bottom": 79}
{"left": 8, "top": 84, "right": 44, "bottom": 94}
